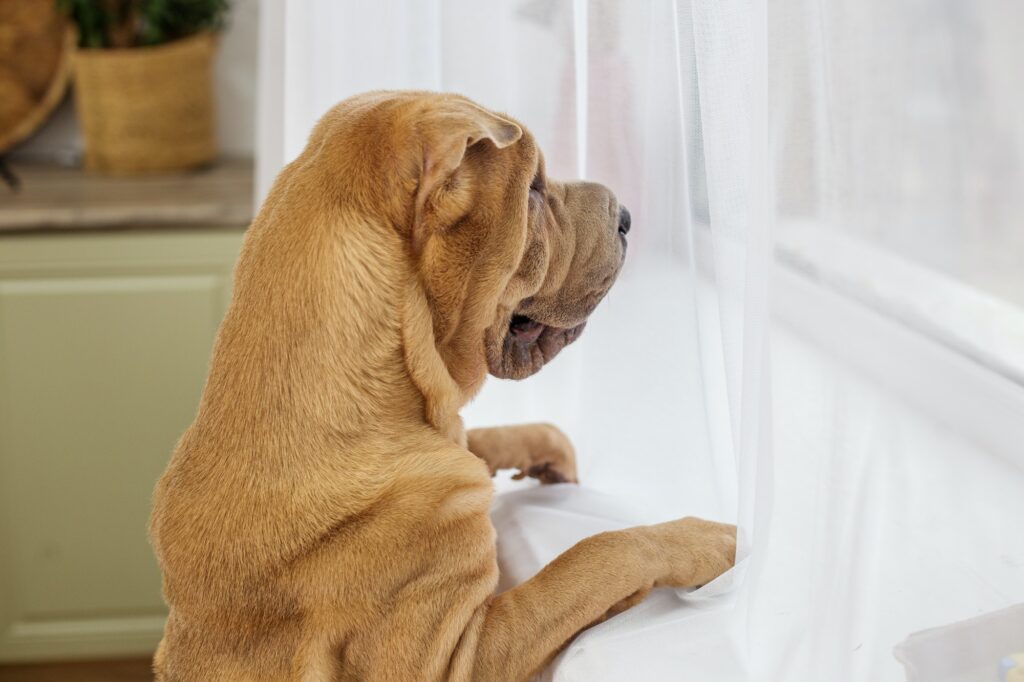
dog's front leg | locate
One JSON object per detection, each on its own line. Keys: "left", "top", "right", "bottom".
{"left": 466, "top": 423, "right": 577, "bottom": 483}
{"left": 458, "top": 517, "right": 736, "bottom": 682}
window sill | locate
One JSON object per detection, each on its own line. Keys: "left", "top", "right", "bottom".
{"left": 773, "top": 221, "right": 1024, "bottom": 466}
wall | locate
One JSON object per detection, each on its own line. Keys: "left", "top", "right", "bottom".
{"left": 11, "top": 0, "right": 258, "bottom": 162}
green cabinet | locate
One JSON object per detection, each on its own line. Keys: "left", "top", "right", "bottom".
{"left": 0, "top": 229, "right": 243, "bottom": 662}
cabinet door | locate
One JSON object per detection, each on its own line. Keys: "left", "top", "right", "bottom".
{"left": 0, "top": 230, "right": 243, "bottom": 662}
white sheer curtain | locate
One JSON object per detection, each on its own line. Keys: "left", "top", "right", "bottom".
{"left": 772, "top": 0, "right": 1024, "bottom": 384}
{"left": 766, "top": 1, "right": 1024, "bottom": 681}
{"left": 256, "top": 0, "right": 1024, "bottom": 681}
{"left": 257, "top": 0, "right": 771, "bottom": 679}
{"left": 773, "top": 0, "right": 1024, "bottom": 301}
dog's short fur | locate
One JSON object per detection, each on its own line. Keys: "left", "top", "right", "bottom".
{"left": 150, "top": 91, "right": 735, "bottom": 681}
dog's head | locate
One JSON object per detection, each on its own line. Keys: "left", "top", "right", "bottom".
{"left": 317, "top": 91, "right": 629, "bottom": 387}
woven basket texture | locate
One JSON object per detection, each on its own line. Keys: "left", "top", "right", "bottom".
{"left": 73, "top": 32, "right": 217, "bottom": 173}
{"left": 0, "top": 2, "right": 73, "bottom": 153}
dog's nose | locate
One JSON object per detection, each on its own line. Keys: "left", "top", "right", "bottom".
{"left": 617, "top": 206, "right": 631, "bottom": 236}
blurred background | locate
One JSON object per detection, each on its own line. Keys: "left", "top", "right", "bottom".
{"left": 0, "top": 1, "right": 1020, "bottom": 681}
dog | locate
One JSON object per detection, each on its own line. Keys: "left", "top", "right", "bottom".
{"left": 149, "top": 91, "right": 736, "bottom": 681}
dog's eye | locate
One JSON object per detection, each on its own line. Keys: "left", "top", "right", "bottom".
{"left": 529, "top": 174, "right": 545, "bottom": 203}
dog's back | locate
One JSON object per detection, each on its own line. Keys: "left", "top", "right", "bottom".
{"left": 152, "top": 415, "right": 497, "bottom": 679}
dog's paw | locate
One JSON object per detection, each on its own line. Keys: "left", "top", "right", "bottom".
{"left": 648, "top": 517, "right": 736, "bottom": 588}
{"left": 510, "top": 423, "right": 578, "bottom": 485}
{"left": 511, "top": 460, "right": 576, "bottom": 484}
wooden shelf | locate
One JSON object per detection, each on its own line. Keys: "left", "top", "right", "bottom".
{"left": 0, "top": 159, "right": 254, "bottom": 232}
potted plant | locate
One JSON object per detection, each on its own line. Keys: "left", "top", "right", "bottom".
{"left": 58, "top": 0, "right": 229, "bottom": 174}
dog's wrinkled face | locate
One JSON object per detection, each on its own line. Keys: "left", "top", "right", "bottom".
{"left": 322, "top": 92, "right": 628, "bottom": 385}
{"left": 483, "top": 171, "right": 630, "bottom": 380}
{"left": 396, "top": 93, "right": 629, "bottom": 382}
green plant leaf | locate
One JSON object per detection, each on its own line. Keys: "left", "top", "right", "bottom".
{"left": 56, "top": 0, "right": 229, "bottom": 48}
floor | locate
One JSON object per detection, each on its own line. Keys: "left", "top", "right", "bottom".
{"left": 0, "top": 658, "right": 152, "bottom": 682}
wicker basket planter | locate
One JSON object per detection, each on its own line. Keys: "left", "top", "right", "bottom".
{"left": 0, "top": 3, "right": 75, "bottom": 155}
{"left": 72, "top": 32, "right": 217, "bottom": 174}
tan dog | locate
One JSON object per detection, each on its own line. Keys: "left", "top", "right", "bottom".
{"left": 150, "top": 91, "right": 736, "bottom": 681}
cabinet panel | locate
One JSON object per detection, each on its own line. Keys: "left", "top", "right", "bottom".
{"left": 0, "top": 230, "right": 243, "bottom": 662}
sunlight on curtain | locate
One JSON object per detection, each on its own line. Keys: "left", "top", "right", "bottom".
{"left": 257, "top": 0, "right": 771, "bottom": 679}
{"left": 771, "top": 0, "right": 1024, "bottom": 387}
{"left": 773, "top": 0, "right": 1024, "bottom": 307}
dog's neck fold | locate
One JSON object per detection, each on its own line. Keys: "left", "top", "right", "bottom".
{"left": 401, "top": 277, "right": 473, "bottom": 446}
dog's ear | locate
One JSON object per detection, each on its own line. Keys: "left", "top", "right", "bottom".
{"left": 413, "top": 101, "right": 522, "bottom": 250}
